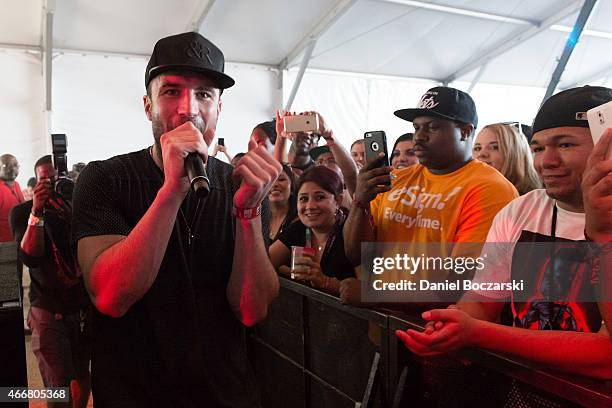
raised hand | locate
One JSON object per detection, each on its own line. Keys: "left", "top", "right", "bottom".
{"left": 276, "top": 110, "right": 294, "bottom": 140}
{"left": 158, "top": 122, "right": 212, "bottom": 196}
{"left": 232, "top": 146, "right": 282, "bottom": 209}
{"left": 301, "top": 110, "right": 333, "bottom": 143}
{"left": 354, "top": 154, "right": 393, "bottom": 205}
{"left": 32, "top": 179, "right": 52, "bottom": 216}
{"left": 582, "top": 128, "right": 612, "bottom": 242}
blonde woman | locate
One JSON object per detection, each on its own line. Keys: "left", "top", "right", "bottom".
{"left": 473, "top": 123, "right": 541, "bottom": 195}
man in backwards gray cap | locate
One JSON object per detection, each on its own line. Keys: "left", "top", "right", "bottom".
{"left": 72, "top": 32, "right": 281, "bottom": 406}
{"left": 397, "top": 86, "right": 612, "bottom": 379}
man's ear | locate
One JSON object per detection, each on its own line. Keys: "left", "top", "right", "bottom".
{"left": 459, "top": 123, "right": 475, "bottom": 141}
{"left": 217, "top": 96, "right": 223, "bottom": 117}
{"left": 143, "top": 95, "right": 153, "bottom": 121}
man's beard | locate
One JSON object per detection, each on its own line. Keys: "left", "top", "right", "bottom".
{"left": 151, "top": 116, "right": 207, "bottom": 161}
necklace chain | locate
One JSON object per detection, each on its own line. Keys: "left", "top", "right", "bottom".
{"left": 178, "top": 207, "right": 198, "bottom": 246}
{"left": 148, "top": 144, "right": 200, "bottom": 246}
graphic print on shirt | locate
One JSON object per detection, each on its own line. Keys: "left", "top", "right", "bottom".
{"left": 511, "top": 230, "right": 600, "bottom": 333}
{"left": 383, "top": 185, "right": 463, "bottom": 231}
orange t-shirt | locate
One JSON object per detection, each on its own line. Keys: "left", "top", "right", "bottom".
{"left": 371, "top": 161, "right": 518, "bottom": 245}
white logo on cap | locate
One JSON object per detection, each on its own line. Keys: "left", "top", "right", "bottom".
{"left": 417, "top": 95, "right": 439, "bottom": 110}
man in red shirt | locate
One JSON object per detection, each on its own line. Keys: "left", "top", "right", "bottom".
{"left": 0, "top": 154, "right": 25, "bottom": 242}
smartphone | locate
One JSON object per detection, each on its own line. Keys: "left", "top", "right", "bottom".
{"left": 284, "top": 114, "right": 319, "bottom": 133}
{"left": 218, "top": 137, "right": 225, "bottom": 146}
{"left": 587, "top": 101, "right": 612, "bottom": 160}
{"left": 364, "top": 130, "right": 390, "bottom": 167}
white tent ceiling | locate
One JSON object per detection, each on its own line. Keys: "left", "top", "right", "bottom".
{"left": 2, "top": 0, "right": 612, "bottom": 89}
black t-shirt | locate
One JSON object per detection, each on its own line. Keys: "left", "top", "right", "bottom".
{"left": 72, "top": 149, "right": 264, "bottom": 407}
{"left": 269, "top": 207, "right": 297, "bottom": 245}
{"left": 290, "top": 157, "right": 314, "bottom": 172}
{"left": 511, "top": 230, "right": 601, "bottom": 332}
{"left": 278, "top": 215, "right": 356, "bottom": 281}
{"left": 9, "top": 199, "right": 89, "bottom": 314}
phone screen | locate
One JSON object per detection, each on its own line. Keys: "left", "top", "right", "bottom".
{"left": 218, "top": 137, "right": 225, "bottom": 146}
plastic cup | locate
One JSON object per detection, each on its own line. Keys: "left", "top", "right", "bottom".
{"left": 291, "top": 246, "right": 315, "bottom": 279}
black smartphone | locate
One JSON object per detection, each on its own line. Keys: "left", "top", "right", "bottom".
{"left": 364, "top": 130, "right": 389, "bottom": 167}
{"left": 218, "top": 137, "right": 225, "bottom": 146}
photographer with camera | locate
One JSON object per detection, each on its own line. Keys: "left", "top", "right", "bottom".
{"left": 9, "top": 155, "right": 91, "bottom": 408}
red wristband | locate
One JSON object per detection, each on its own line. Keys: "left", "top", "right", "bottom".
{"left": 233, "top": 205, "right": 262, "bottom": 220}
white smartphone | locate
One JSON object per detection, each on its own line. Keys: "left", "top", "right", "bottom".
{"left": 283, "top": 114, "right": 319, "bottom": 133}
{"left": 587, "top": 100, "right": 612, "bottom": 160}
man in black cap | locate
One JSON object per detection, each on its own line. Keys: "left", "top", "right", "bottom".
{"left": 397, "top": 86, "right": 612, "bottom": 379}
{"left": 343, "top": 87, "right": 517, "bottom": 285}
{"left": 71, "top": 32, "right": 281, "bottom": 406}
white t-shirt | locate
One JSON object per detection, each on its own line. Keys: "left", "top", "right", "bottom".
{"left": 471, "top": 190, "right": 601, "bottom": 332}
{"left": 472, "top": 189, "right": 585, "bottom": 299}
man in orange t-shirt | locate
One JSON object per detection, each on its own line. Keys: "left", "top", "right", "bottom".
{"left": 369, "top": 159, "right": 517, "bottom": 244}
{"left": 342, "top": 87, "right": 517, "bottom": 302}
{"left": 0, "top": 154, "right": 25, "bottom": 242}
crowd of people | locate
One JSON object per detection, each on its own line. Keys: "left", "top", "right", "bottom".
{"left": 1, "top": 30, "right": 611, "bottom": 407}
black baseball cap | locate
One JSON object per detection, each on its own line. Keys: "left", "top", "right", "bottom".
{"left": 532, "top": 86, "right": 612, "bottom": 134}
{"left": 394, "top": 86, "right": 478, "bottom": 128}
{"left": 145, "top": 32, "right": 235, "bottom": 89}
{"left": 310, "top": 146, "right": 331, "bottom": 161}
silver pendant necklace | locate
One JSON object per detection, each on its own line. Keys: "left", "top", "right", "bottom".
{"left": 149, "top": 145, "right": 201, "bottom": 246}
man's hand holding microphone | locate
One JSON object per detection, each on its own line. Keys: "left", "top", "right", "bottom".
{"left": 156, "top": 121, "right": 211, "bottom": 199}
{"left": 156, "top": 120, "right": 281, "bottom": 214}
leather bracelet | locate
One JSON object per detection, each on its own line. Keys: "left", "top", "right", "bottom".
{"left": 233, "top": 205, "right": 262, "bottom": 220}
{"left": 28, "top": 213, "right": 44, "bottom": 227}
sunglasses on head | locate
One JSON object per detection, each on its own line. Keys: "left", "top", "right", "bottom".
{"left": 501, "top": 121, "right": 533, "bottom": 141}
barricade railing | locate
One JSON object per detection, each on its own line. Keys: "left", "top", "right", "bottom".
{"left": 249, "top": 277, "right": 612, "bottom": 408}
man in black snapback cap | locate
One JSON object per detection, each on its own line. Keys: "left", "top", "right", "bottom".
{"left": 530, "top": 86, "right": 612, "bottom": 213}
{"left": 393, "top": 86, "right": 478, "bottom": 172}
{"left": 394, "top": 86, "right": 478, "bottom": 127}
{"left": 71, "top": 32, "right": 281, "bottom": 406}
{"left": 145, "top": 31, "right": 235, "bottom": 90}
{"left": 398, "top": 86, "right": 612, "bottom": 379}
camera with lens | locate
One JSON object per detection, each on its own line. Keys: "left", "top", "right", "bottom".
{"left": 51, "top": 134, "right": 75, "bottom": 200}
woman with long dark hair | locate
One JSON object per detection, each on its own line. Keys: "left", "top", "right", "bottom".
{"left": 269, "top": 164, "right": 297, "bottom": 243}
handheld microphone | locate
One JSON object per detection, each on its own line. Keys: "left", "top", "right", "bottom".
{"left": 185, "top": 153, "right": 210, "bottom": 198}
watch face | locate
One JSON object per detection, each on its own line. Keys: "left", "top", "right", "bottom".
{"left": 28, "top": 215, "right": 44, "bottom": 227}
